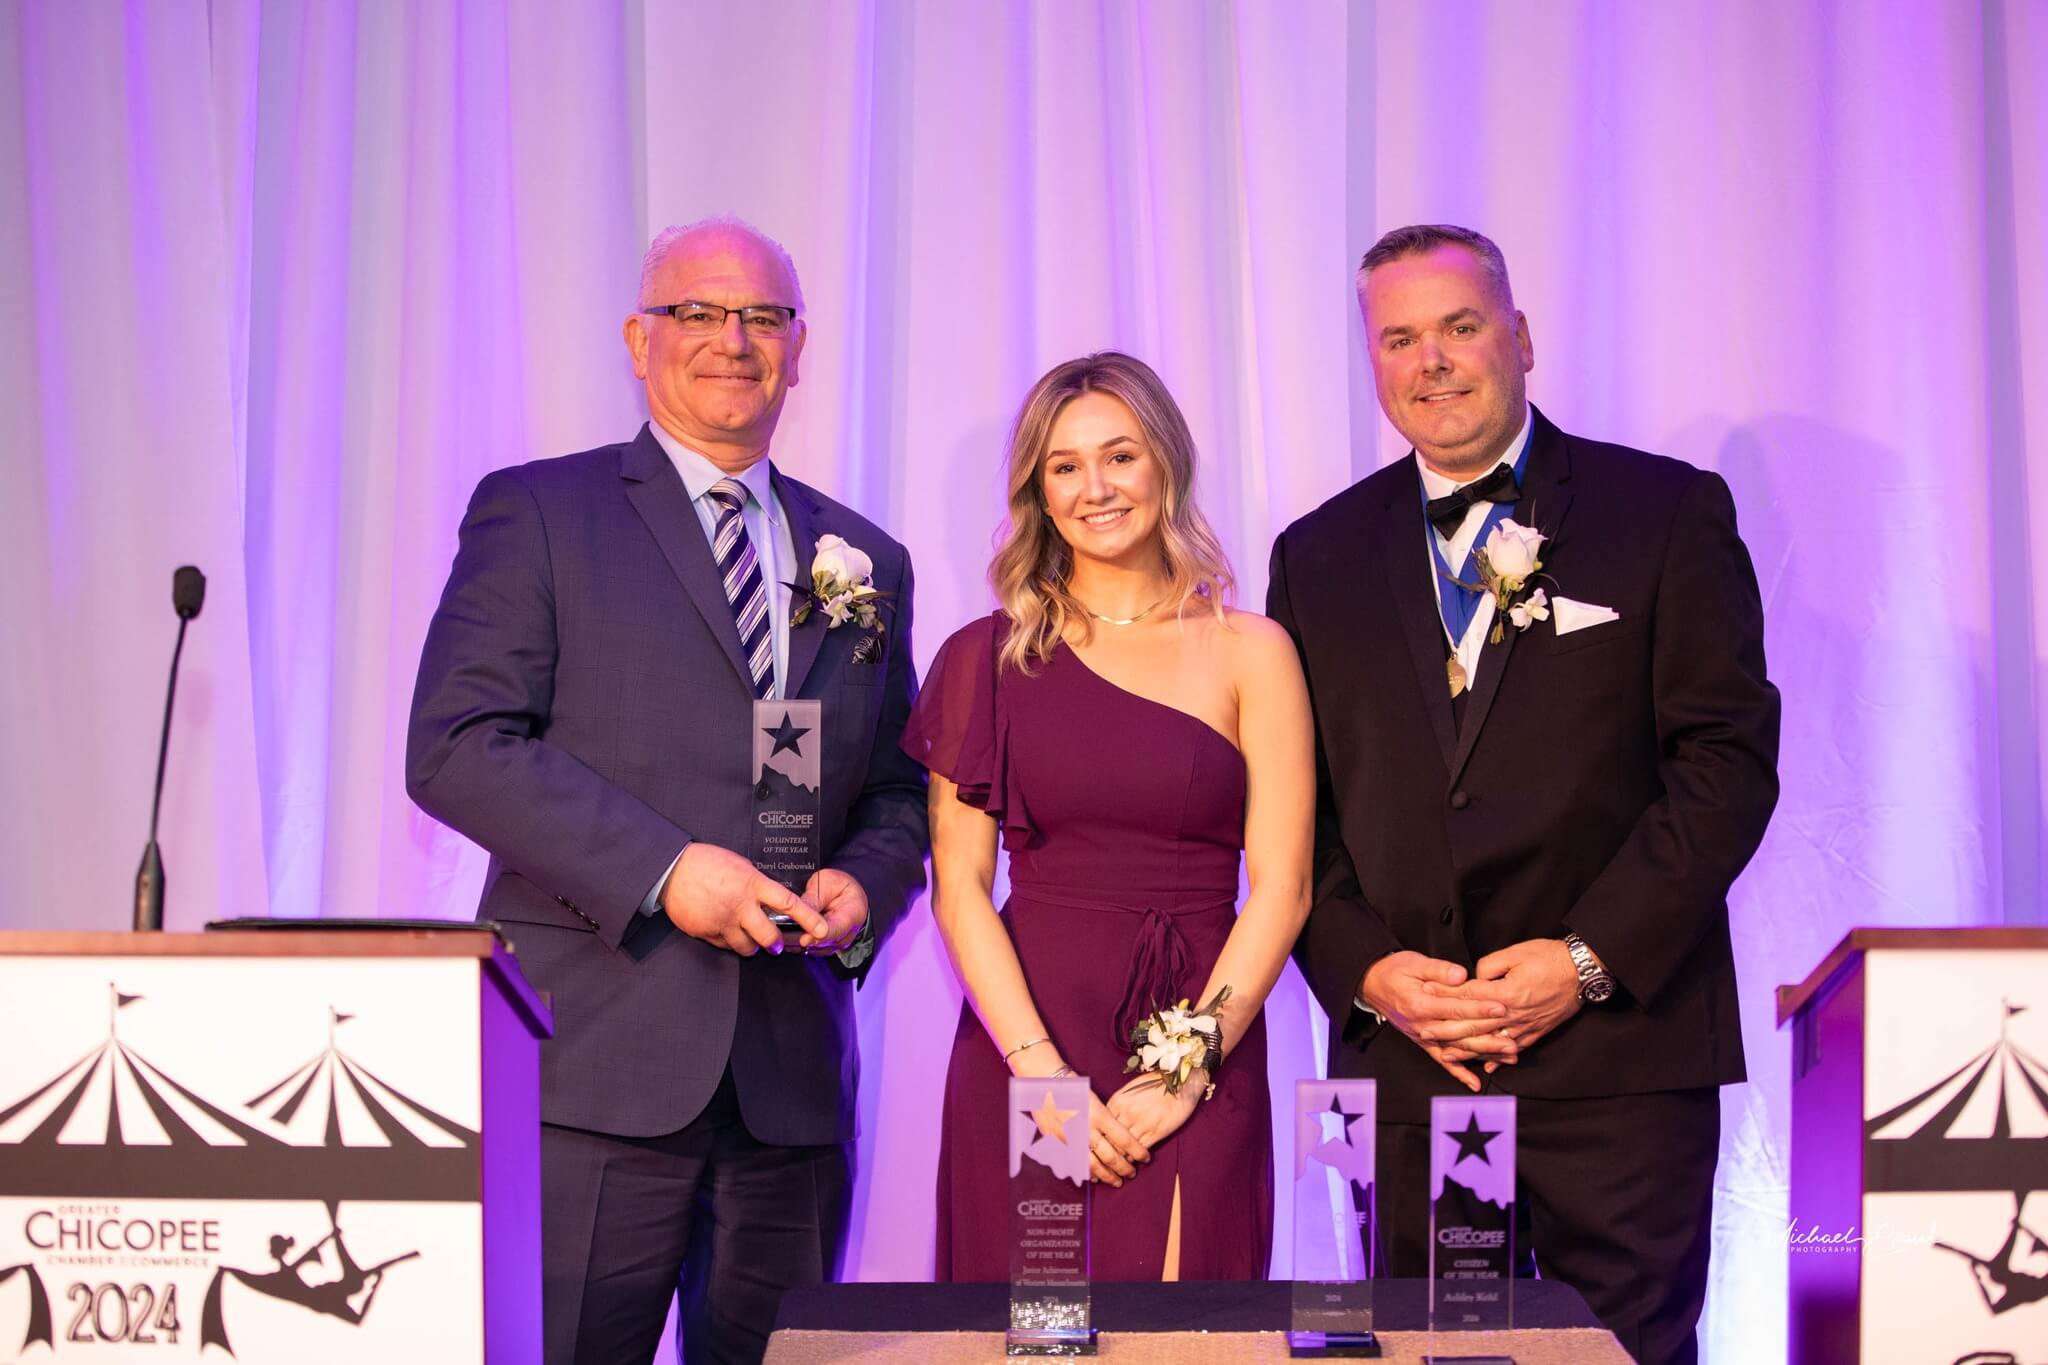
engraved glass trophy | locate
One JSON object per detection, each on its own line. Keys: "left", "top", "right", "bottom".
{"left": 751, "top": 699, "right": 823, "bottom": 940}
{"left": 1288, "top": 1079, "right": 1381, "bottom": 1356}
{"left": 1007, "top": 1075, "right": 1095, "bottom": 1355}
{"left": 1428, "top": 1094, "right": 1515, "bottom": 1330}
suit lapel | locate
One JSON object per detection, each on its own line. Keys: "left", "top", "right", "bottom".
{"left": 620, "top": 425, "right": 752, "bottom": 690}
{"left": 775, "top": 469, "right": 830, "bottom": 698}
{"left": 1447, "top": 408, "right": 1577, "bottom": 787}
{"left": 1373, "top": 464, "right": 1459, "bottom": 771}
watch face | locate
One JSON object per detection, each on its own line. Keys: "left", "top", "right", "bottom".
{"left": 1582, "top": 977, "right": 1616, "bottom": 1003}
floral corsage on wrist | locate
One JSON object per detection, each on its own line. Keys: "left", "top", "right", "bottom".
{"left": 788, "top": 534, "right": 892, "bottom": 664}
{"left": 1123, "top": 985, "right": 1230, "bottom": 1101}
{"left": 1468, "top": 518, "right": 1553, "bottom": 645}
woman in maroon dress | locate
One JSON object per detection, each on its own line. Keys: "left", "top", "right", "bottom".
{"left": 901, "top": 352, "right": 1314, "bottom": 1281}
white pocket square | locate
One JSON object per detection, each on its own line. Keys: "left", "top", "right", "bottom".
{"left": 1551, "top": 596, "right": 1621, "bottom": 636}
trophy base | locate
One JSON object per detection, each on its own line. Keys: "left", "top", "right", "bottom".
{"left": 1005, "top": 1327, "right": 1098, "bottom": 1356}
{"left": 1287, "top": 1329, "right": 1382, "bottom": 1357}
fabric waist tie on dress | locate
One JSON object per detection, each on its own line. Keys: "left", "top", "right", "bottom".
{"left": 1005, "top": 881, "right": 1236, "bottom": 1048}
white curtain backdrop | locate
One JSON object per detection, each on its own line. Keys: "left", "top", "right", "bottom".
{"left": 3, "top": 3, "right": 2043, "bottom": 1359}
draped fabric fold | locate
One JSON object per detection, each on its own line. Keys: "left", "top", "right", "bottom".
{"left": 897, "top": 612, "right": 1036, "bottom": 852}
{"left": 1113, "top": 905, "right": 1194, "bottom": 1051}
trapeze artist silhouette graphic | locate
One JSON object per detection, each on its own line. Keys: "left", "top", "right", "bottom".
{"left": 1935, "top": 1191, "right": 2048, "bottom": 1318}
{"left": 200, "top": 1198, "right": 421, "bottom": 1356}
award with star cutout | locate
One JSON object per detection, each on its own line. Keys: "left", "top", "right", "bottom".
{"left": 1289, "top": 1079, "right": 1381, "bottom": 1356}
{"left": 1006, "top": 1075, "right": 1095, "bottom": 1355}
{"left": 1428, "top": 1094, "right": 1516, "bottom": 1330}
{"left": 751, "top": 699, "right": 824, "bottom": 940}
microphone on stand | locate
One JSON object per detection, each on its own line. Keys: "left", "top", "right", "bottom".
{"left": 135, "top": 566, "right": 206, "bottom": 931}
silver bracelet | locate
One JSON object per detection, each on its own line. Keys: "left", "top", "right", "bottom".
{"left": 1004, "top": 1036, "right": 1050, "bottom": 1063}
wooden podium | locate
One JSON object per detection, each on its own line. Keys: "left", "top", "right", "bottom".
{"left": 1778, "top": 927, "right": 2048, "bottom": 1364}
{"left": 0, "top": 926, "right": 550, "bottom": 1364}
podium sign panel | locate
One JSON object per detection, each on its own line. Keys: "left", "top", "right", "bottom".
{"left": 1006, "top": 1076, "right": 1094, "bottom": 1355}
{"left": 1781, "top": 933, "right": 2048, "bottom": 1365}
{"left": 0, "top": 931, "right": 546, "bottom": 1364}
{"left": 1429, "top": 1094, "right": 1515, "bottom": 1330}
{"left": 1288, "top": 1079, "right": 1379, "bottom": 1356}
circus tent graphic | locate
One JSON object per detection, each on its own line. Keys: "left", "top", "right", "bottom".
{"left": 0, "top": 986, "right": 282, "bottom": 1149}
{"left": 248, "top": 1007, "right": 477, "bottom": 1152}
{"left": 1865, "top": 1000, "right": 2048, "bottom": 1192}
{"left": 0, "top": 986, "right": 479, "bottom": 1201}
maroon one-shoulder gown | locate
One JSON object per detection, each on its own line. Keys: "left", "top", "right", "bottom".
{"left": 900, "top": 612, "right": 1273, "bottom": 1282}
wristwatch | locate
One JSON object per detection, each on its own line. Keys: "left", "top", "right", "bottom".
{"left": 1563, "top": 932, "right": 1616, "bottom": 1003}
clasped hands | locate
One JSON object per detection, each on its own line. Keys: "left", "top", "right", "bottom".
{"left": 659, "top": 841, "right": 866, "bottom": 957}
{"left": 1012, "top": 1054, "right": 1202, "bottom": 1188}
{"left": 1360, "top": 942, "right": 1586, "bottom": 1093}
{"left": 1094, "top": 1075, "right": 1204, "bottom": 1188}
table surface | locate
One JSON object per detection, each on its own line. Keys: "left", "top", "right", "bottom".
{"left": 768, "top": 1280, "right": 1633, "bottom": 1364}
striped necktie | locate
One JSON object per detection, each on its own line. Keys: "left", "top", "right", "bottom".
{"left": 704, "top": 478, "right": 774, "bottom": 698}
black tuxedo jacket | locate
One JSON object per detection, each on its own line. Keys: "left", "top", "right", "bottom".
{"left": 407, "top": 425, "right": 928, "bottom": 1143}
{"left": 1269, "top": 407, "right": 1779, "bottom": 1122}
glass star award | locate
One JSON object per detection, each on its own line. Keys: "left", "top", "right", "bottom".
{"left": 1007, "top": 1075, "right": 1095, "bottom": 1355}
{"left": 1289, "top": 1079, "right": 1381, "bottom": 1356}
{"left": 751, "top": 699, "right": 823, "bottom": 940}
{"left": 1428, "top": 1094, "right": 1515, "bottom": 1330}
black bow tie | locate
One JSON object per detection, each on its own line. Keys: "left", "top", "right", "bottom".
{"left": 1424, "top": 463, "right": 1520, "bottom": 538}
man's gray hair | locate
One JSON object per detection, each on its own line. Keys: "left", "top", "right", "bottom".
{"left": 637, "top": 214, "right": 806, "bottom": 311}
{"left": 1358, "top": 224, "right": 1513, "bottom": 306}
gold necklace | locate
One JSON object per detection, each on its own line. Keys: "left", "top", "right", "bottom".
{"left": 1082, "top": 595, "right": 1167, "bottom": 626}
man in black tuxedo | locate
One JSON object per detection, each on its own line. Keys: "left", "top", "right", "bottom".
{"left": 408, "top": 218, "right": 927, "bottom": 1364}
{"left": 1269, "top": 224, "right": 1779, "bottom": 1364}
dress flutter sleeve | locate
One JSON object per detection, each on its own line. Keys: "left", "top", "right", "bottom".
{"left": 899, "top": 613, "right": 1034, "bottom": 851}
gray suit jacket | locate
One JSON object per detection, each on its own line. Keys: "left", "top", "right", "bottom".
{"left": 407, "top": 424, "right": 928, "bottom": 1142}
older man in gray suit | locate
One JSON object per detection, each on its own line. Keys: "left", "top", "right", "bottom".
{"left": 408, "top": 217, "right": 927, "bottom": 1365}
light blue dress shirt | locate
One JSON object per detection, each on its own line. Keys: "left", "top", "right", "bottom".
{"left": 646, "top": 423, "right": 798, "bottom": 698}
{"left": 639, "top": 425, "right": 800, "bottom": 917}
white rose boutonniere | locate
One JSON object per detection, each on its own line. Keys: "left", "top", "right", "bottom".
{"left": 1471, "top": 518, "right": 1554, "bottom": 644}
{"left": 789, "top": 534, "right": 892, "bottom": 663}
{"left": 809, "top": 534, "right": 874, "bottom": 587}
{"left": 1483, "top": 520, "right": 1545, "bottom": 585}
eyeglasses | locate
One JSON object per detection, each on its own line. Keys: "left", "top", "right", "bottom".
{"left": 643, "top": 302, "right": 799, "bottom": 337}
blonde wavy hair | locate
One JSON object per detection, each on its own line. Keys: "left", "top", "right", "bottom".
{"left": 991, "top": 351, "right": 1234, "bottom": 675}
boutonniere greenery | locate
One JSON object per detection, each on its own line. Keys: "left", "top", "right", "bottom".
{"left": 788, "top": 534, "right": 892, "bottom": 663}
{"left": 1464, "top": 518, "right": 1554, "bottom": 645}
